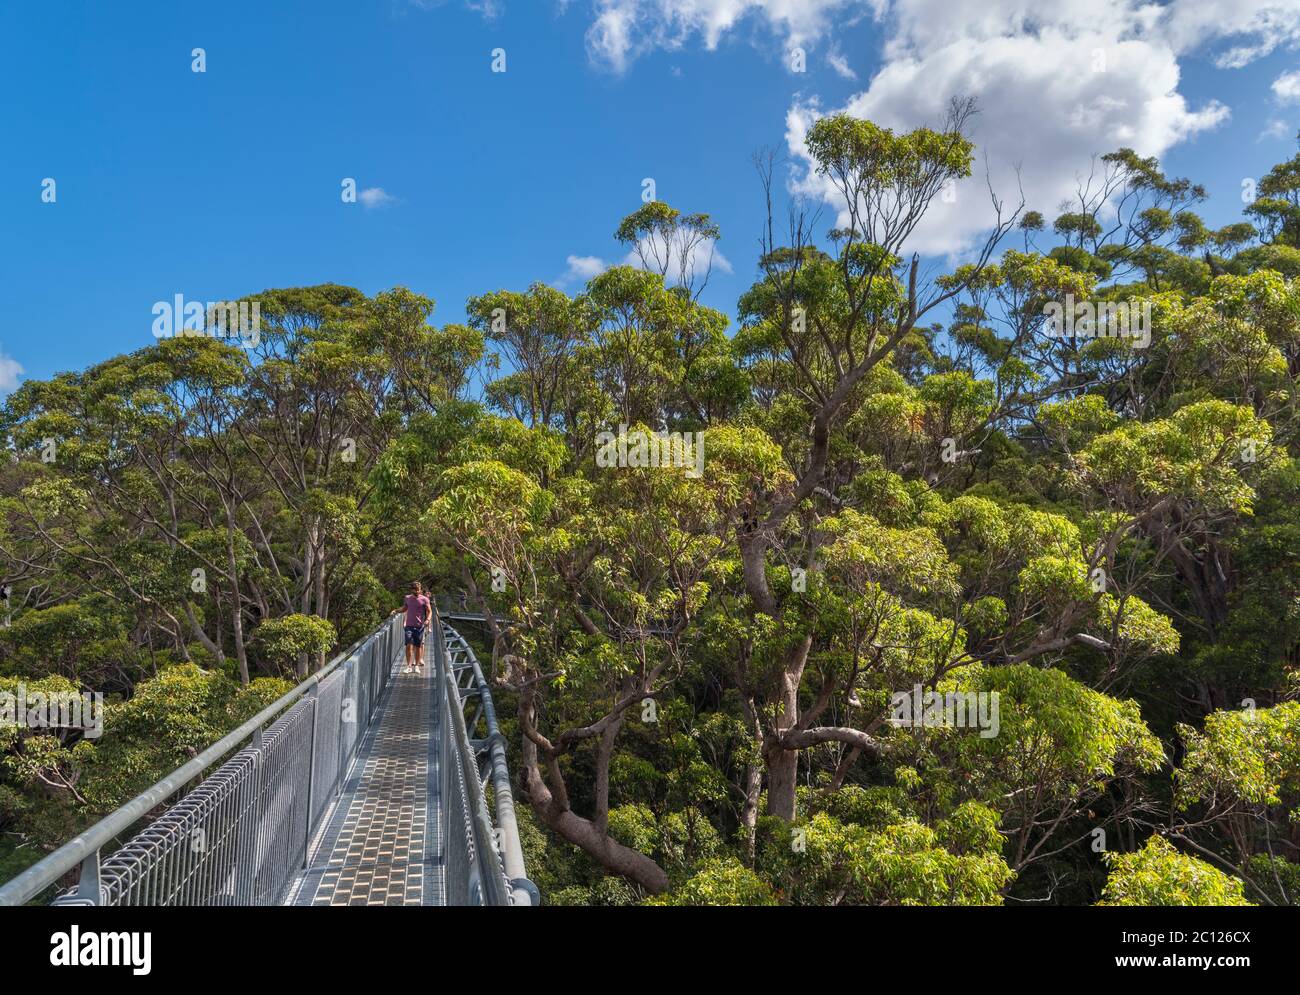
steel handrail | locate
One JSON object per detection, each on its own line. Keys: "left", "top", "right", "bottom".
{"left": 0, "top": 615, "right": 398, "bottom": 906}
{"left": 433, "top": 607, "right": 537, "bottom": 906}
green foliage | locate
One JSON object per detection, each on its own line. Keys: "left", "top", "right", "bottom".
{"left": 251, "top": 614, "right": 337, "bottom": 675}
{"left": 0, "top": 667, "right": 291, "bottom": 855}
{"left": 1098, "top": 837, "right": 1253, "bottom": 906}
{"left": 1176, "top": 702, "right": 1300, "bottom": 814}
{"left": 756, "top": 811, "right": 1013, "bottom": 906}
{"left": 7, "top": 125, "right": 1300, "bottom": 908}
{"left": 647, "top": 858, "right": 779, "bottom": 906}
{"left": 805, "top": 114, "right": 974, "bottom": 192}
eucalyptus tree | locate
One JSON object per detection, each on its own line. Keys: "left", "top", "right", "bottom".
{"left": 237, "top": 284, "right": 481, "bottom": 672}
{"left": 1, "top": 336, "right": 263, "bottom": 682}
{"left": 1246, "top": 133, "right": 1300, "bottom": 249}
{"left": 614, "top": 200, "right": 723, "bottom": 301}
{"left": 1169, "top": 700, "right": 1300, "bottom": 904}
{"left": 732, "top": 102, "right": 1020, "bottom": 820}
{"left": 467, "top": 283, "right": 595, "bottom": 435}
{"left": 427, "top": 418, "right": 785, "bottom": 893}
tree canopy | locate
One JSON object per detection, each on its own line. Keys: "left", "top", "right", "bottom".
{"left": 5, "top": 121, "right": 1300, "bottom": 907}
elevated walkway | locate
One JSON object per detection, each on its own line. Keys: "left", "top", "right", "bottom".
{"left": 289, "top": 663, "right": 441, "bottom": 906}
{"left": 0, "top": 608, "right": 535, "bottom": 907}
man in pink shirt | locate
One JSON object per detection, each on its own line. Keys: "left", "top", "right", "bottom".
{"left": 392, "top": 581, "right": 432, "bottom": 674}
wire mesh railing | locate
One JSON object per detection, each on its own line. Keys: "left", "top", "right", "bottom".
{"left": 0, "top": 614, "right": 402, "bottom": 906}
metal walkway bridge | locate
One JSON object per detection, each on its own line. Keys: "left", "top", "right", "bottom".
{"left": 0, "top": 608, "right": 536, "bottom": 907}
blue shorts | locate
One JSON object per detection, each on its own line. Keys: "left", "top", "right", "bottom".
{"left": 404, "top": 625, "right": 425, "bottom": 647}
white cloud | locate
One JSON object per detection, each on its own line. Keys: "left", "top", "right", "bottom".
{"left": 555, "top": 235, "right": 733, "bottom": 291}
{"left": 407, "top": 0, "right": 503, "bottom": 17}
{"left": 359, "top": 187, "right": 397, "bottom": 210}
{"left": 577, "top": 0, "right": 1300, "bottom": 75}
{"left": 827, "top": 49, "right": 857, "bottom": 80}
{"left": 1162, "top": 0, "right": 1300, "bottom": 68}
{"left": 570, "top": 0, "right": 1300, "bottom": 257}
{"left": 1273, "top": 68, "right": 1300, "bottom": 104}
{"left": 556, "top": 253, "right": 611, "bottom": 286}
{"left": 1261, "top": 117, "right": 1293, "bottom": 140}
{"left": 785, "top": 1, "right": 1242, "bottom": 257}
{"left": 623, "top": 231, "right": 733, "bottom": 288}
{"left": 873, "top": 0, "right": 1300, "bottom": 68}
{"left": 0, "top": 352, "right": 22, "bottom": 397}
{"left": 585, "top": 0, "right": 875, "bottom": 73}
{"left": 586, "top": 2, "right": 640, "bottom": 71}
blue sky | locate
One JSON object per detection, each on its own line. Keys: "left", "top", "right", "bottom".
{"left": 2, "top": 0, "right": 1299, "bottom": 391}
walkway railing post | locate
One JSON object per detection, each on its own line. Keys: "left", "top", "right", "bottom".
{"left": 337, "top": 658, "right": 352, "bottom": 799}
{"left": 303, "top": 684, "right": 320, "bottom": 868}
{"left": 0, "top": 616, "right": 387, "bottom": 907}
{"left": 436, "top": 610, "right": 537, "bottom": 905}
{"left": 0, "top": 603, "right": 537, "bottom": 907}
{"left": 74, "top": 851, "right": 101, "bottom": 905}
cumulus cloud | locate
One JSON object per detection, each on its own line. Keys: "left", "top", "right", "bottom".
{"left": 574, "top": 1, "right": 1300, "bottom": 257}
{"left": 555, "top": 234, "right": 733, "bottom": 292}
{"left": 1162, "top": 0, "right": 1300, "bottom": 68}
{"left": 585, "top": 0, "right": 876, "bottom": 73}
{"left": 359, "top": 187, "right": 397, "bottom": 210}
{"left": 1273, "top": 68, "right": 1300, "bottom": 104}
{"left": 827, "top": 49, "right": 857, "bottom": 80}
{"left": 622, "top": 232, "right": 733, "bottom": 291}
{"left": 785, "top": 1, "right": 1245, "bottom": 257}
{"left": 577, "top": 0, "right": 1300, "bottom": 77}
{"left": 556, "top": 253, "right": 611, "bottom": 287}
{"left": 0, "top": 352, "right": 23, "bottom": 397}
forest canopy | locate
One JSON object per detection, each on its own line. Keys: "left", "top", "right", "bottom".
{"left": 4, "top": 116, "right": 1300, "bottom": 906}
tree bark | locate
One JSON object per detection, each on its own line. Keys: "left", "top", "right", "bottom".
{"left": 765, "top": 749, "right": 799, "bottom": 821}
{"left": 519, "top": 705, "right": 669, "bottom": 893}
{"left": 765, "top": 633, "right": 813, "bottom": 820}
{"left": 182, "top": 599, "right": 225, "bottom": 667}
{"left": 223, "top": 510, "right": 251, "bottom": 686}
{"left": 739, "top": 697, "right": 763, "bottom": 862}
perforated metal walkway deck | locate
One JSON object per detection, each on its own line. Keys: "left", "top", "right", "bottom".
{"left": 286, "top": 645, "right": 444, "bottom": 906}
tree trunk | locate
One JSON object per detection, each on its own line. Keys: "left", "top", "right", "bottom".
{"left": 534, "top": 798, "right": 670, "bottom": 893}
{"left": 739, "top": 694, "right": 764, "bottom": 861}
{"left": 520, "top": 701, "right": 668, "bottom": 893}
{"left": 765, "top": 748, "right": 799, "bottom": 821}
{"left": 301, "top": 525, "right": 316, "bottom": 614}
{"left": 830, "top": 746, "right": 860, "bottom": 790}
{"left": 224, "top": 513, "right": 250, "bottom": 686}
{"left": 741, "top": 761, "right": 762, "bottom": 863}
{"left": 183, "top": 599, "right": 225, "bottom": 667}
{"left": 765, "top": 633, "right": 812, "bottom": 820}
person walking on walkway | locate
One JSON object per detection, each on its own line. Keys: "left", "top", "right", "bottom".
{"left": 392, "top": 581, "right": 432, "bottom": 674}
